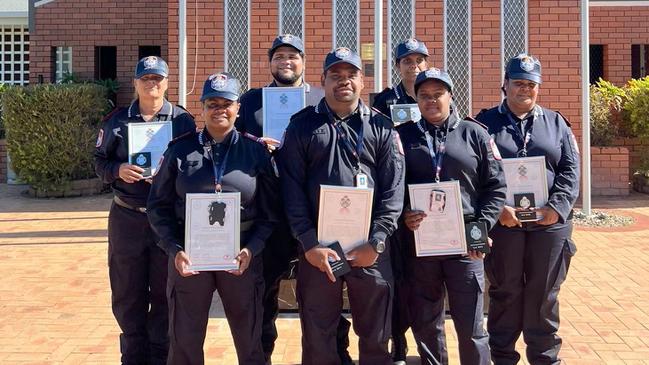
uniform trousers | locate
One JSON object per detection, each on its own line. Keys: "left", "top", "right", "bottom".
{"left": 485, "top": 221, "right": 576, "bottom": 365}
{"left": 166, "top": 255, "right": 265, "bottom": 365}
{"left": 406, "top": 255, "right": 490, "bottom": 365}
{"left": 296, "top": 253, "right": 393, "bottom": 365}
{"left": 108, "top": 203, "right": 169, "bottom": 365}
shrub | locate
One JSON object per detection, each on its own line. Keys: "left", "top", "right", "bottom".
{"left": 590, "top": 79, "right": 624, "bottom": 146}
{"left": 0, "top": 83, "right": 6, "bottom": 139}
{"left": 2, "top": 84, "right": 109, "bottom": 191}
{"left": 623, "top": 77, "right": 649, "bottom": 140}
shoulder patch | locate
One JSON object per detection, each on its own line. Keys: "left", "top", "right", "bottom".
{"left": 463, "top": 116, "right": 488, "bottom": 130}
{"left": 555, "top": 110, "right": 572, "bottom": 127}
{"left": 95, "top": 129, "right": 104, "bottom": 148}
{"left": 489, "top": 138, "right": 502, "bottom": 161}
{"left": 393, "top": 131, "right": 404, "bottom": 156}
{"left": 570, "top": 132, "right": 580, "bottom": 155}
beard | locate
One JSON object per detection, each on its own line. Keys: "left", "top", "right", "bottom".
{"left": 272, "top": 69, "right": 302, "bottom": 85}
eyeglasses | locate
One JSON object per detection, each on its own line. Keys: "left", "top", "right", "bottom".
{"left": 418, "top": 92, "right": 448, "bottom": 103}
{"left": 139, "top": 75, "right": 166, "bottom": 83}
{"left": 204, "top": 101, "right": 236, "bottom": 111}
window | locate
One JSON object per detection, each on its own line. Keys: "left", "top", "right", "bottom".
{"left": 279, "top": 0, "right": 304, "bottom": 39}
{"left": 590, "top": 44, "right": 604, "bottom": 84}
{"left": 225, "top": 0, "right": 250, "bottom": 92}
{"left": 501, "top": 0, "right": 528, "bottom": 69}
{"left": 444, "top": 0, "right": 471, "bottom": 117}
{"left": 631, "top": 44, "right": 649, "bottom": 79}
{"left": 138, "top": 45, "right": 161, "bottom": 60}
{"left": 95, "top": 46, "right": 117, "bottom": 80}
{"left": 51, "top": 46, "right": 72, "bottom": 83}
{"left": 387, "top": 0, "right": 415, "bottom": 86}
{"left": 333, "top": 0, "right": 359, "bottom": 52}
{"left": 0, "top": 25, "right": 29, "bottom": 85}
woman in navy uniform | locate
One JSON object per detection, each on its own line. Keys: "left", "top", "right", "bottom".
{"left": 398, "top": 68, "right": 507, "bottom": 365}
{"left": 372, "top": 38, "right": 429, "bottom": 365}
{"left": 373, "top": 38, "right": 429, "bottom": 118}
{"left": 147, "top": 72, "right": 279, "bottom": 365}
{"left": 476, "top": 54, "right": 580, "bottom": 365}
{"left": 94, "top": 56, "right": 196, "bottom": 365}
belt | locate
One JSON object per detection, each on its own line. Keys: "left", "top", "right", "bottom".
{"left": 114, "top": 196, "right": 147, "bottom": 213}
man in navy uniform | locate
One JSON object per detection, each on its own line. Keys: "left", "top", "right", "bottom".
{"left": 277, "top": 47, "right": 405, "bottom": 365}
{"left": 476, "top": 54, "right": 580, "bottom": 365}
{"left": 94, "top": 56, "right": 195, "bottom": 364}
{"left": 234, "top": 35, "right": 352, "bottom": 364}
{"left": 373, "top": 38, "right": 429, "bottom": 119}
{"left": 398, "top": 68, "right": 506, "bottom": 365}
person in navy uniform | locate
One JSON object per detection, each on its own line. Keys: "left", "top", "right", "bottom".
{"left": 94, "top": 56, "right": 195, "bottom": 365}
{"left": 235, "top": 34, "right": 325, "bottom": 146}
{"left": 233, "top": 34, "right": 351, "bottom": 364}
{"left": 147, "top": 72, "right": 279, "bottom": 365}
{"left": 371, "top": 37, "right": 429, "bottom": 364}
{"left": 476, "top": 54, "right": 580, "bottom": 365}
{"left": 373, "top": 38, "right": 429, "bottom": 118}
{"left": 276, "top": 47, "right": 405, "bottom": 365}
{"left": 398, "top": 68, "right": 506, "bottom": 365}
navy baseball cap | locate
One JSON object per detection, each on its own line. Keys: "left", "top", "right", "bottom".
{"left": 505, "top": 54, "right": 542, "bottom": 84}
{"left": 323, "top": 47, "right": 362, "bottom": 72}
{"left": 268, "top": 34, "right": 305, "bottom": 58}
{"left": 395, "top": 38, "right": 429, "bottom": 61}
{"left": 200, "top": 72, "right": 240, "bottom": 102}
{"left": 414, "top": 67, "right": 454, "bottom": 94}
{"left": 134, "top": 56, "right": 169, "bottom": 79}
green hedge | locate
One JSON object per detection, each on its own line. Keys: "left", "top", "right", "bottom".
{"left": 3, "top": 84, "right": 108, "bottom": 191}
{"left": 0, "top": 83, "right": 6, "bottom": 139}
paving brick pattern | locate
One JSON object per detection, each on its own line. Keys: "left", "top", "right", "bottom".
{"left": 1, "top": 184, "right": 648, "bottom": 364}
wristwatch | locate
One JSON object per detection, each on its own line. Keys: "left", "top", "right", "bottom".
{"left": 369, "top": 238, "right": 386, "bottom": 254}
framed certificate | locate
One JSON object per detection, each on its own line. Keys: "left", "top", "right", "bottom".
{"left": 185, "top": 193, "right": 241, "bottom": 271}
{"left": 317, "top": 185, "right": 374, "bottom": 253}
{"left": 390, "top": 103, "right": 421, "bottom": 126}
{"left": 408, "top": 181, "right": 467, "bottom": 256}
{"left": 501, "top": 156, "right": 549, "bottom": 221}
{"left": 127, "top": 121, "right": 173, "bottom": 178}
{"left": 262, "top": 86, "right": 306, "bottom": 141}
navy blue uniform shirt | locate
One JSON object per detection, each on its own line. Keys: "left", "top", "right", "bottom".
{"left": 276, "top": 98, "right": 405, "bottom": 252}
{"left": 147, "top": 129, "right": 280, "bottom": 257}
{"left": 235, "top": 81, "right": 325, "bottom": 137}
{"left": 94, "top": 100, "right": 196, "bottom": 207}
{"left": 372, "top": 82, "right": 417, "bottom": 117}
{"left": 476, "top": 101, "right": 580, "bottom": 223}
{"left": 398, "top": 114, "right": 507, "bottom": 235}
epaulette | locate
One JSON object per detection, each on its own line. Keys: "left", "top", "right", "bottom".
{"left": 174, "top": 104, "right": 195, "bottom": 119}
{"left": 464, "top": 116, "right": 488, "bottom": 130}
{"left": 167, "top": 130, "right": 194, "bottom": 147}
{"left": 555, "top": 110, "right": 572, "bottom": 127}
{"left": 101, "top": 107, "right": 123, "bottom": 123}
{"left": 474, "top": 108, "right": 489, "bottom": 120}
{"left": 242, "top": 132, "right": 267, "bottom": 146}
{"left": 291, "top": 105, "right": 314, "bottom": 119}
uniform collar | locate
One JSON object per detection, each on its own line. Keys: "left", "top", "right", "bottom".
{"left": 316, "top": 98, "right": 370, "bottom": 119}
{"left": 419, "top": 112, "right": 461, "bottom": 133}
{"left": 128, "top": 99, "right": 172, "bottom": 119}
{"left": 499, "top": 99, "right": 541, "bottom": 121}
{"left": 394, "top": 81, "right": 415, "bottom": 102}
{"left": 200, "top": 128, "right": 239, "bottom": 147}
{"left": 267, "top": 80, "right": 311, "bottom": 93}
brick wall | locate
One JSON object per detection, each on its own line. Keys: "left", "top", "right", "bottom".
{"left": 0, "top": 139, "right": 7, "bottom": 183}
{"left": 591, "top": 147, "right": 630, "bottom": 196}
{"left": 30, "top": 0, "right": 168, "bottom": 107}
{"left": 614, "top": 137, "right": 649, "bottom": 177}
{"left": 590, "top": 6, "right": 649, "bottom": 86}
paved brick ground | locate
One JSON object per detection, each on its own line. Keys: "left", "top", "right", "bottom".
{"left": 1, "top": 183, "right": 648, "bottom": 364}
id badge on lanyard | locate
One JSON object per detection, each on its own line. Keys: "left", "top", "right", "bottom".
{"left": 355, "top": 173, "right": 368, "bottom": 189}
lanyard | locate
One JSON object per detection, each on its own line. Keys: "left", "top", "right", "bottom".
{"left": 417, "top": 119, "right": 449, "bottom": 183}
{"left": 506, "top": 112, "right": 534, "bottom": 157}
{"left": 326, "top": 106, "right": 365, "bottom": 174}
{"left": 199, "top": 130, "right": 233, "bottom": 193}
